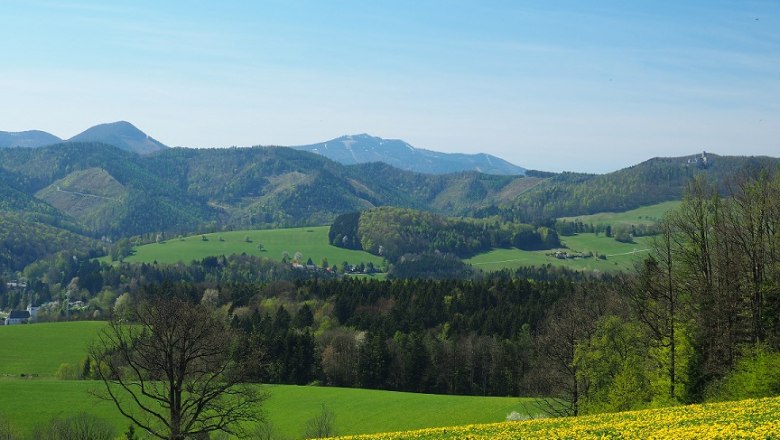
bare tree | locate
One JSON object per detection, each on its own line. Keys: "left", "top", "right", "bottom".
{"left": 533, "top": 286, "right": 620, "bottom": 416}
{"left": 303, "top": 404, "right": 336, "bottom": 439}
{"left": 91, "top": 297, "right": 265, "bottom": 440}
{"left": 628, "top": 215, "right": 684, "bottom": 400}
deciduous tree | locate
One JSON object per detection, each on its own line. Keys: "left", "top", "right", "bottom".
{"left": 91, "top": 297, "right": 264, "bottom": 440}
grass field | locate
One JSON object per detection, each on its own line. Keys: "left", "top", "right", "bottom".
{"left": 334, "top": 396, "right": 780, "bottom": 439}
{"left": 466, "top": 233, "right": 653, "bottom": 272}
{"left": 0, "top": 380, "right": 538, "bottom": 439}
{"left": 559, "top": 200, "right": 681, "bottom": 227}
{"left": 115, "top": 226, "right": 384, "bottom": 268}
{"left": 0, "top": 322, "right": 537, "bottom": 438}
{"left": 0, "top": 321, "right": 105, "bottom": 377}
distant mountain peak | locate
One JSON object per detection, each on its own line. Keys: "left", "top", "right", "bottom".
{"left": 0, "top": 129, "right": 63, "bottom": 149}
{"left": 67, "top": 121, "right": 167, "bottom": 155}
{"left": 295, "top": 134, "right": 525, "bottom": 175}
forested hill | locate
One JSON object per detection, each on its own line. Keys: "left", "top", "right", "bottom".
{"left": 483, "top": 153, "right": 780, "bottom": 222}
{"left": 0, "top": 143, "right": 541, "bottom": 240}
{"left": 1, "top": 143, "right": 777, "bottom": 273}
{"left": 329, "top": 207, "right": 559, "bottom": 261}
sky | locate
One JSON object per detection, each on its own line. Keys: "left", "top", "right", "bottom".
{"left": 1, "top": 1, "right": 778, "bottom": 173}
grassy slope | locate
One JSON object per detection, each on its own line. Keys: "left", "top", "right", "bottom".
{"left": 466, "top": 202, "right": 680, "bottom": 273}
{"left": 0, "top": 322, "right": 536, "bottom": 438}
{"left": 335, "top": 396, "right": 780, "bottom": 439}
{"left": 119, "top": 226, "right": 383, "bottom": 267}
{"left": 466, "top": 233, "right": 653, "bottom": 272}
{"left": 558, "top": 200, "right": 680, "bottom": 227}
{"left": 0, "top": 321, "right": 105, "bottom": 377}
{"left": 264, "top": 386, "right": 538, "bottom": 438}
{"left": 0, "top": 380, "right": 536, "bottom": 438}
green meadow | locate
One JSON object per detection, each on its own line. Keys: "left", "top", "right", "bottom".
{"left": 465, "top": 203, "right": 676, "bottom": 273}
{"left": 0, "top": 322, "right": 538, "bottom": 439}
{"left": 0, "top": 321, "right": 105, "bottom": 377}
{"left": 117, "top": 226, "right": 384, "bottom": 268}
{"left": 559, "top": 200, "right": 680, "bottom": 228}
{"left": 466, "top": 233, "right": 653, "bottom": 272}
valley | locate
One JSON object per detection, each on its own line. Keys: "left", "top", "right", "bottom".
{"left": 1, "top": 126, "right": 779, "bottom": 440}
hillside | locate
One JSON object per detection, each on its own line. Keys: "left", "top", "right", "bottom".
{"left": 0, "top": 212, "right": 99, "bottom": 272}
{"left": 486, "top": 152, "right": 780, "bottom": 222}
{"left": 1, "top": 142, "right": 778, "bottom": 272}
{"left": 295, "top": 133, "right": 526, "bottom": 175}
{"left": 35, "top": 168, "right": 128, "bottom": 232}
{"left": 0, "top": 144, "right": 538, "bottom": 239}
{"left": 0, "top": 142, "right": 217, "bottom": 237}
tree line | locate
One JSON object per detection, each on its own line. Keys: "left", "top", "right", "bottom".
{"left": 534, "top": 169, "right": 780, "bottom": 415}
{"left": 330, "top": 206, "right": 560, "bottom": 261}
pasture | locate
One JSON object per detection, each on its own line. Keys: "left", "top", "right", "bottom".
{"left": 0, "top": 322, "right": 538, "bottom": 438}
{"left": 118, "top": 226, "right": 384, "bottom": 268}
{"left": 0, "top": 321, "right": 105, "bottom": 377}
{"left": 559, "top": 200, "right": 680, "bottom": 228}
{"left": 466, "top": 233, "right": 653, "bottom": 272}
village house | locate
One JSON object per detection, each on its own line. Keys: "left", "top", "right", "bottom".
{"left": 4, "top": 310, "right": 31, "bottom": 325}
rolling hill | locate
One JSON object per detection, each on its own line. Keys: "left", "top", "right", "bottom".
{"left": 0, "top": 143, "right": 541, "bottom": 239}
{"left": 295, "top": 133, "right": 526, "bottom": 175}
{"left": 486, "top": 152, "right": 780, "bottom": 222}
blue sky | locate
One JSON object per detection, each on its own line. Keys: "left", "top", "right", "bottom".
{"left": 1, "top": 1, "right": 778, "bottom": 173}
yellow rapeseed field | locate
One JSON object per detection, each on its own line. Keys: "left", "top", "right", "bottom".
{"left": 333, "top": 396, "right": 780, "bottom": 439}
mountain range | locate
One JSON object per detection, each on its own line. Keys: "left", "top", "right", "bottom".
{"left": 1, "top": 121, "right": 778, "bottom": 273}
{"left": 294, "top": 134, "right": 526, "bottom": 175}
{"left": 0, "top": 122, "right": 525, "bottom": 175}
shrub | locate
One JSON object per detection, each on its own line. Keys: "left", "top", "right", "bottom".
{"left": 506, "top": 411, "right": 527, "bottom": 421}
{"left": 55, "top": 363, "right": 79, "bottom": 380}
{"left": 32, "top": 413, "right": 116, "bottom": 440}
{"left": 303, "top": 404, "right": 336, "bottom": 439}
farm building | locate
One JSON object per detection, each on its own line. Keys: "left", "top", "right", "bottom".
{"left": 4, "top": 310, "right": 31, "bottom": 325}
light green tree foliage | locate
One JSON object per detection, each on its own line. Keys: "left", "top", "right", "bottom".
{"left": 646, "top": 323, "right": 694, "bottom": 406}
{"left": 707, "top": 345, "right": 780, "bottom": 401}
{"left": 575, "top": 316, "right": 652, "bottom": 413}
{"left": 55, "top": 362, "right": 79, "bottom": 380}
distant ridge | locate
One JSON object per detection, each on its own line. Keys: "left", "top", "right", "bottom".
{"left": 0, "top": 130, "right": 62, "bottom": 148}
{"left": 67, "top": 121, "right": 167, "bottom": 154}
{"left": 294, "top": 134, "right": 526, "bottom": 175}
{"left": 0, "top": 121, "right": 167, "bottom": 155}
